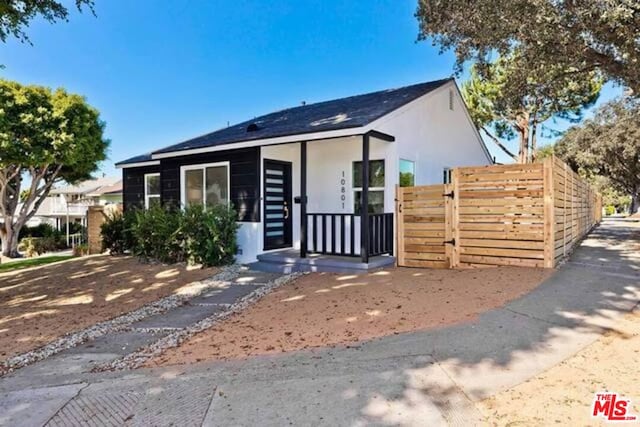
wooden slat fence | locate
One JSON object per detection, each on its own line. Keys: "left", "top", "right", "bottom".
{"left": 552, "top": 156, "right": 602, "bottom": 265}
{"left": 396, "top": 156, "right": 601, "bottom": 269}
{"left": 456, "top": 162, "right": 547, "bottom": 268}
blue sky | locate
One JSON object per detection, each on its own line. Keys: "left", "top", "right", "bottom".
{"left": 0, "top": 0, "right": 623, "bottom": 176}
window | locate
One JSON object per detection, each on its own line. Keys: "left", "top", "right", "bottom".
{"left": 180, "top": 162, "right": 229, "bottom": 208}
{"left": 353, "top": 159, "right": 385, "bottom": 214}
{"left": 449, "top": 89, "right": 455, "bottom": 111}
{"left": 144, "top": 173, "right": 160, "bottom": 209}
{"left": 443, "top": 167, "right": 452, "bottom": 184}
{"left": 399, "top": 159, "right": 415, "bottom": 187}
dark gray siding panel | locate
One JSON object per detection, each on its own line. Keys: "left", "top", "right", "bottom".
{"left": 159, "top": 147, "right": 260, "bottom": 222}
{"left": 122, "top": 165, "right": 160, "bottom": 211}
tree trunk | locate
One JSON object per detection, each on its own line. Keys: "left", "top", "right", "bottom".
{"left": 516, "top": 112, "right": 530, "bottom": 164}
{"left": 1, "top": 223, "right": 20, "bottom": 258}
{"left": 518, "top": 126, "right": 529, "bottom": 164}
{"left": 530, "top": 122, "right": 538, "bottom": 163}
{"left": 631, "top": 192, "right": 639, "bottom": 215}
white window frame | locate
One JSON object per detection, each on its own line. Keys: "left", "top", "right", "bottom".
{"left": 180, "top": 161, "right": 231, "bottom": 207}
{"left": 144, "top": 173, "right": 160, "bottom": 209}
{"left": 353, "top": 159, "right": 385, "bottom": 214}
{"left": 399, "top": 158, "right": 416, "bottom": 187}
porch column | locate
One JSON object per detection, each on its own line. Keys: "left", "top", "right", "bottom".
{"left": 300, "top": 141, "right": 307, "bottom": 258}
{"left": 361, "top": 133, "right": 370, "bottom": 263}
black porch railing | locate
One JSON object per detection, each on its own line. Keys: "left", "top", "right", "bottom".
{"left": 368, "top": 213, "right": 394, "bottom": 257}
{"left": 306, "top": 213, "right": 393, "bottom": 258}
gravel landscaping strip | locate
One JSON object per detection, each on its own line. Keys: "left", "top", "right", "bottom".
{"left": 0, "top": 266, "right": 241, "bottom": 376}
{"left": 95, "top": 271, "right": 303, "bottom": 371}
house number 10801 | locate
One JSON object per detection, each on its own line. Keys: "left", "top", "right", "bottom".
{"left": 340, "top": 171, "right": 346, "bottom": 209}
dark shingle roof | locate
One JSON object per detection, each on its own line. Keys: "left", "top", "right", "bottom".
{"left": 117, "top": 78, "right": 452, "bottom": 164}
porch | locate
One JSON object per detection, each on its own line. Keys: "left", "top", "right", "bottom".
{"left": 251, "top": 130, "right": 397, "bottom": 272}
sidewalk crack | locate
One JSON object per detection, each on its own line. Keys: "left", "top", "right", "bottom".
{"left": 502, "top": 307, "right": 568, "bottom": 328}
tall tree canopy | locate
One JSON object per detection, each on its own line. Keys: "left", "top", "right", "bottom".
{"left": 463, "top": 54, "right": 601, "bottom": 163}
{"left": 0, "top": 0, "right": 94, "bottom": 43}
{"left": 555, "top": 98, "right": 640, "bottom": 214}
{"left": 0, "top": 79, "right": 109, "bottom": 256}
{"left": 416, "top": 0, "right": 640, "bottom": 94}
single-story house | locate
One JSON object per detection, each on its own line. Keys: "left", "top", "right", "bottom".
{"left": 116, "top": 78, "right": 492, "bottom": 270}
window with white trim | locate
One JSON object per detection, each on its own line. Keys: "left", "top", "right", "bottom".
{"left": 181, "top": 162, "right": 230, "bottom": 208}
{"left": 353, "top": 159, "right": 385, "bottom": 214}
{"left": 144, "top": 173, "right": 160, "bottom": 209}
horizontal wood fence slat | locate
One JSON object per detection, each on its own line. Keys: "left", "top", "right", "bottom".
{"left": 396, "top": 156, "right": 601, "bottom": 269}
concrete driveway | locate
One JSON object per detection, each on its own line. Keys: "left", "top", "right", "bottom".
{"left": 1, "top": 218, "right": 638, "bottom": 426}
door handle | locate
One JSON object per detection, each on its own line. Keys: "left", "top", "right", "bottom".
{"left": 283, "top": 203, "right": 289, "bottom": 219}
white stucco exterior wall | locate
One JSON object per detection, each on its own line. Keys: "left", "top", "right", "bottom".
{"left": 374, "top": 81, "right": 491, "bottom": 185}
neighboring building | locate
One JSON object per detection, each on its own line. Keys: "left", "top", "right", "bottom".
{"left": 26, "top": 177, "right": 122, "bottom": 229}
{"left": 117, "top": 78, "right": 492, "bottom": 267}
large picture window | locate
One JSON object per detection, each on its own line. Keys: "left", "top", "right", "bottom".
{"left": 353, "top": 159, "right": 384, "bottom": 214}
{"left": 144, "top": 173, "right": 160, "bottom": 209}
{"left": 180, "top": 162, "right": 230, "bottom": 208}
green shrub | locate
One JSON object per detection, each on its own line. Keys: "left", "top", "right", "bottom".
{"left": 18, "top": 223, "right": 72, "bottom": 253}
{"left": 101, "top": 204, "right": 239, "bottom": 266}
{"left": 182, "top": 204, "right": 239, "bottom": 267}
{"left": 19, "top": 223, "right": 57, "bottom": 239}
{"left": 130, "top": 205, "right": 184, "bottom": 263}
{"left": 18, "top": 236, "right": 64, "bottom": 257}
{"left": 100, "top": 211, "right": 135, "bottom": 255}
{"left": 604, "top": 205, "right": 616, "bottom": 216}
{"left": 73, "top": 243, "right": 89, "bottom": 257}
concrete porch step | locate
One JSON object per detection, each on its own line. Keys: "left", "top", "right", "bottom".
{"left": 251, "top": 250, "right": 396, "bottom": 274}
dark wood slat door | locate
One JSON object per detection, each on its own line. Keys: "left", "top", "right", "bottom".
{"left": 263, "top": 159, "right": 293, "bottom": 250}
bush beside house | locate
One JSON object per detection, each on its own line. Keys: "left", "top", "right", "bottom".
{"left": 12, "top": 223, "right": 87, "bottom": 257}
{"left": 101, "top": 204, "right": 239, "bottom": 267}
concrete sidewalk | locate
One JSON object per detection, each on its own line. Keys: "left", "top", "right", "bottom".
{"left": 1, "top": 218, "right": 638, "bottom": 426}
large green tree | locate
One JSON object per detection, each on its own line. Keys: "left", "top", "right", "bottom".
{"left": 0, "top": 0, "right": 94, "bottom": 43}
{"left": 416, "top": 0, "right": 640, "bottom": 94}
{"left": 0, "top": 79, "right": 109, "bottom": 257}
{"left": 555, "top": 98, "right": 640, "bottom": 214}
{"left": 463, "top": 54, "right": 601, "bottom": 163}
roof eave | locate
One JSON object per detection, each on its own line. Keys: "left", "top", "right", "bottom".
{"left": 116, "top": 160, "right": 161, "bottom": 169}
{"left": 150, "top": 126, "right": 396, "bottom": 160}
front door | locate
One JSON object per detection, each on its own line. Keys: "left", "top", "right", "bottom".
{"left": 263, "top": 159, "right": 293, "bottom": 250}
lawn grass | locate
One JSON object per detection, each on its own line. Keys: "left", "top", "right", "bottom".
{"left": 0, "top": 255, "right": 75, "bottom": 273}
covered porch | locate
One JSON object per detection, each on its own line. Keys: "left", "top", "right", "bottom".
{"left": 252, "top": 130, "right": 396, "bottom": 272}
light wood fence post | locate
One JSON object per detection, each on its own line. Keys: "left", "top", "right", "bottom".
{"left": 543, "top": 157, "right": 555, "bottom": 268}
{"left": 451, "top": 168, "right": 460, "bottom": 268}
{"left": 444, "top": 182, "right": 453, "bottom": 267}
{"left": 395, "top": 185, "right": 404, "bottom": 266}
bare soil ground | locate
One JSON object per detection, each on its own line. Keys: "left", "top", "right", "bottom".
{"left": 0, "top": 255, "right": 216, "bottom": 362}
{"left": 148, "top": 266, "right": 551, "bottom": 366}
{"left": 479, "top": 309, "right": 640, "bottom": 426}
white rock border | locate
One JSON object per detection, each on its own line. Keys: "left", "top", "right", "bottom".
{"left": 95, "top": 271, "right": 304, "bottom": 371}
{"left": 0, "top": 265, "right": 242, "bottom": 376}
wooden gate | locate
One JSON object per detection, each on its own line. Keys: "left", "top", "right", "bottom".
{"left": 396, "top": 184, "right": 454, "bottom": 268}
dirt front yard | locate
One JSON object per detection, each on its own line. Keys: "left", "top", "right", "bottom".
{"left": 0, "top": 255, "right": 216, "bottom": 362}
{"left": 479, "top": 309, "right": 640, "bottom": 426}
{"left": 147, "top": 266, "right": 551, "bottom": 367}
